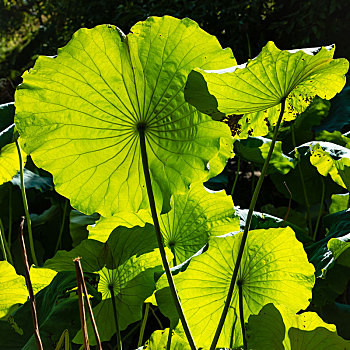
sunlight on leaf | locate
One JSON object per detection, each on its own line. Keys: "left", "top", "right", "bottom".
{"left": 29, "top": 266, "right": 58, "bottom": 295}
{"left": 246, "top": 303, "right": 350, "bottom": 349}
{"left": 185, "top": 42, "right": 348, "bottom": 139}
{"left": 0, "top": 142, "right": 25, "bottom": 185}
{"left": 15, "top": 16, "right": 235, "bottom": 217}
{"left": 0, "top": 261, "right": 27, "bottom": 318}
{"left": 171, "top": 227, "right": 315, "bottom": 348}
{"left": 140, "top": 328, "right": 190, "bottom": 350}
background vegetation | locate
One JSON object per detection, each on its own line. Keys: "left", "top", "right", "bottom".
{"left": 1, "top": 0, "right": 349, "bottom": 103}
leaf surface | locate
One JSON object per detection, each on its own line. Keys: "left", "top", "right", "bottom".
{"left": 185, "top": 42, "right": 348, "bottom": 138}
{"left": 15, "top": 16, "right": 235, "bottom": 216}
{"left": 172, "top": 227, "right": 315, "bottom": 348}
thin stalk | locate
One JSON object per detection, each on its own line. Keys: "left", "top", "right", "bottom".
{"left": 290, "top": 124, "right": 312, "bottom": 234}
{"left": 15, "top": 140, "right": 38, "bottom": 266}
{"left": 74, "top": 258, "right": 90, "bottom": 350}
{"left": 74, "top": 258, "right": 102, "bottom": 350}
{"left": 238, "top": 282, "right": 247, "bottom": 350}
{"left": 109, "top": 286, "right": 122, "bottom": 350}
{"left": 138, "top": 126, "right": 197, "bottom": 350}
{"left": 245, "top": 32, "right": 252, "bottom": 59}
{"left": 313, "top": 176, "right": 325, "bottom": 241}
{"left": 55, "top": 199, "right": 69, "bottom": 252}
{"left": 0, "top": 219, "right": 8, "bottom": 262}
{"left": 8, "top": 186, "right": 12, "bottom": 249}
{"left": 149, "top": 305, "right": 163, "bottom": 329}
{"left": 0, "top": 218, "right": 13, "bottom": 265}
{"left": 281, "top": 181, "right": 292, "bottom": 228}
{"left": 230, "top": 157, "right": 241, "bottom": 197}
{"left": 19, "top": 217, "right": 43, "bottom": 350}
{"left": 166, "top": 328, "right": 173, "bottom": 350}
{"left": 137, "top": 303, "right": 149, "bottom": 347}
{"left": 250, "top": 162, "right": 256, "bottom": 195}
{"left": 210, "top": 100, "right": 286, "bottom": 350}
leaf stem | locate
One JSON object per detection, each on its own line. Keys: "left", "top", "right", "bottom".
{"left": 138, "top": 127, "right": 197, "bottom": 350}
{"left": 230, "top": 156, "right": 241, "bottom": 197}
{"left": 109, "top": 285, "right": 122, "bottom": 350}
{"left": 74, "top": 258, "right": 90, "bottom": 350}
{"left": 74, "top": 258, "right": 102, "bottom": 350}
{"left": 15, "top": 140, "right": 38, "bottom": 266}
{"left": 8, "top": 186, "right": 12, "bottom": 249}
{"left": 238, "top": 281, "right": 247, "bottom": 350}
{"left": 137, "top": 303, "right": 149, "bottom": 347}
{"left": 290, "top": 124, "right": 312, "bottom": 234}
{"left": 210, "top": 100, "right": 286, "bottom": 350}
{"left": 19, "top": 217, "right": 43, "bottom": 350}
{"left": 313, "top": 176, "right": 325, "bottom": 241}
{"left": 166, "top": 328, "right": 173, "bottom": 350}
{"left": 0, "top": 217, "right": 13, "bottom": 264}
{"left": 55, "top": 199, "right": 69, "bottom": 253}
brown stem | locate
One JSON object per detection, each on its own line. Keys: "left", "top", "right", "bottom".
{"left": 73, "top": 257, "right": 90, "bottom": 350}
{"left": 74, "top": 258, "right": 102, "bottom": 350}
{"left": 19, "top": 217, "right": 43, "bottom": 350}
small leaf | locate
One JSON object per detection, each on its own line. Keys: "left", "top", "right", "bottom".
{"left": 0, "top": 143, "right": 22, "bottom": 185}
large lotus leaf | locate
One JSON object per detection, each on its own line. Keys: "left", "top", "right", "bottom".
{"left": 172, "top": 227, "right": 315, "bottom": 348}
{"left": 0, "top": 271, "right": 101, "bottom": 350}
{"left": 185, "top": 42, "right": 348, "bottom": 139}
{"left": 310, "top": 142, "right": 350, "bottom": 190}
{"left": 140, "top": 329, "right": 190, "bottom": 350}
{"left": 15, "top": 16, "right": 235, "bottom": 217}
{"left": 234, "top": 136, "right": 295, "bottom": 174}
{"left": 0, "top": 261, "right": 27, "bottom": 318}
{"left": 314, "top": 84, "right": 350, "bottom": 132}
{"left": 329, "top": 193, "right": 349, "bottom": 214}
{"left": 10, "top": 168, "right": 53, "bottom": 192}
{"left": 246, "top": 303, "right": 350, "bottom": 349}
{"left": 88, "top": 210, "right": 152, "bottom": 242}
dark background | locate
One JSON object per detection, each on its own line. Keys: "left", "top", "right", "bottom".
{"left": 1, "top": 0, "right": 349, "bottom": 103}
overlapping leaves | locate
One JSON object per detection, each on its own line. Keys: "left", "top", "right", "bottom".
{"left": 185, "top": 42, "right": 348, "bottom": 138}
{"left": 15, "top": 16, "right": 235, "bottom": 217}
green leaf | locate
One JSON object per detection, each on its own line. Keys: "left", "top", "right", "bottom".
{"left": 74, "top": 224, "right": 172, "bottom": 344}
{"left": 88, "top": 210, "right": 152, "bottom": 242}
{"left": 0, "top": 272, "right": 101, "bottom": 350}
{"left": 89, "top": 184, "right": 239, "bottom": 264}
{"left": 185, "top": 42, "right": 348, "bottom": 138}
{"left": 15, "top": 16, "right": 235, "bottom": 217}
{"left": 0, "top": 103, "right": 15, "bottom": 132}
{"left": 172, "top": 227, "right": 315, "bottom": 348}
{"left": 29, "top": 266, "right": 57, "bottom": 295}
{"left": 314, "top": 84, "right": 350, "bottom": 132}
{"left": 69, "top": 209, "right": 100, "bottom": 247}
{"left": 159, "top": 184, "right": 239, "bottom": 264}
{"left": 0, "top": 261, "right": 27, "bottom": 318}
{"left": 235, "top": 136, "right": 295, "bottom": 174}
{"left": 140, "top": 328, "right": 190, "bottom": 350}
{"left": 328, "top": 233, "right": 350, "bottom": 268}
{"left": 315, "top": 130, "right": 350, "bottom": 148}
{"left": 0, "top": 142, "right": 22, "bottom": 185}
{"left": 246, "top": 303, "right": 350, "bottom": 349}
{"left": 329, "top": 193, "right": 349, "bottom": 214}
{"left": 310, "top": 142, "right": 350, "bottom": 190}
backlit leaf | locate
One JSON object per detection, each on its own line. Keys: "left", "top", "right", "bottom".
{"left": 15, "top": 16, "right": 235, "bottom": 217}
{"left": 185, "top": 42, "right": 348, "bottom": 138}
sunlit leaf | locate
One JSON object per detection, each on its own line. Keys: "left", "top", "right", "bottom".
{"left": 15, "top": 16, "right": 234, "bottom": 217}
{"left": 140, "top": 328, "right": 190, "bottom": 350}
{"left": 171, "top": 227, "right": 315, "bottom": 348}
{"left": 246, "top": 303, "right": 350, "bottom": 349}
{"left": 0, "top": 261, "right": 27, "bottom": 318}
{"left": 185, "top": 42, "right": 348, "bottom": 139}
